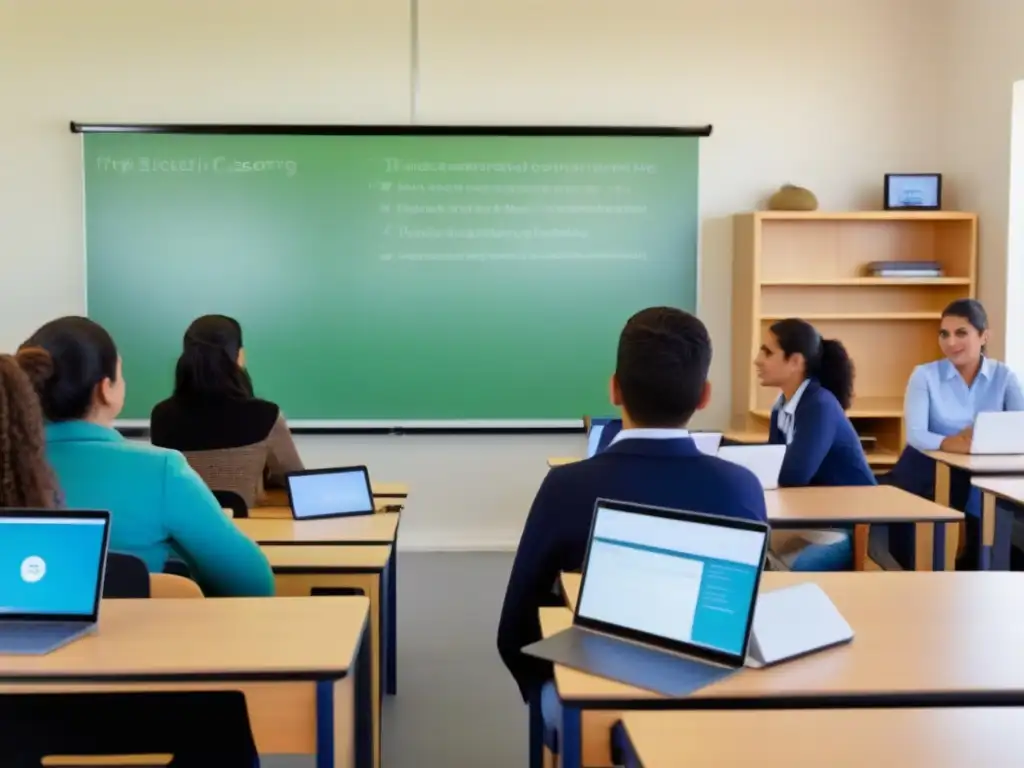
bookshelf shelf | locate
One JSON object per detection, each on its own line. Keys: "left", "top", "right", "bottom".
{"left": 731, "top": 211, "right": 978, "bottom": 470}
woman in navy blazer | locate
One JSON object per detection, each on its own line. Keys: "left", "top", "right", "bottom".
{"left": 755, "top": 318, "right": 875, "bottom": 570}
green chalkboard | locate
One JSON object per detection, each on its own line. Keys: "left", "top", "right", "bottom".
{"left": 81, "top": 129, "right": 700, "bottom": 423}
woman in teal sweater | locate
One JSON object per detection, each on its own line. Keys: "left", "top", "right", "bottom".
{"left": 17, "top": 317, "right": 274, "bottom": 597}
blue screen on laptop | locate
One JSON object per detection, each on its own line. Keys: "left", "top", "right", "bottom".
{"left": 0, "top": 517, "right": 106, "bottom": 616}
{"left": 290, "top": 470, "right": 373, "bottom": 518}
{"left": 577, "top": 506, "right": 765, "bottom": 656}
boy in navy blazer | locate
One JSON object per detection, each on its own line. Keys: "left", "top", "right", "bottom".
{"left": 497, "top": 307, "right": 768, "bottom": 709}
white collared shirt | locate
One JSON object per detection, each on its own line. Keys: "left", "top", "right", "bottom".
{"left": 610, "top": 427, "right": 690, "bottom": 445}
{"left": 775, "top": 379, "right": 810, "bottom": 445}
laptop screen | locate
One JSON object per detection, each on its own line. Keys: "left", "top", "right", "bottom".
{"left": 0, "top": 514, "right": 108, "bottom": 618}
{"left": 586, "top": 425, "right": 606, "bottom": 458}
{"left": 576, "top": 502, "right": 767, "bottom": 661}
{"left": 288, "top": 466, "right": 374, "bottom": 519}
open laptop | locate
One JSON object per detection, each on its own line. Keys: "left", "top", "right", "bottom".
{"left": 286, "top": 465, "right": 376, "bottom": 520}
{"left": 970, "top": 412, "right": 1024, "bottom": 455}
{"left": 523, "top": 499, "right": 769, "bottom": 696}
{"left": 0, "top": 509, "right": 110, "bottom": 655}
{"left": 717, "top": 444, "right": 787, "bottom": 490}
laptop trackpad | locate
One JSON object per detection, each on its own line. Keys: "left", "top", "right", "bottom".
{"left": 523, "top": 627, "right": 738, "bottom": 697}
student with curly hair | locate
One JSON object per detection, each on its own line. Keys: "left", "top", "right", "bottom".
{"left": 0, "top": 351, "right": 59, "bottom": 508}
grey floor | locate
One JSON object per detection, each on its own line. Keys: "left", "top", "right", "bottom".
{"left": 265, "top": 552, "right": 525, "bottom": 768}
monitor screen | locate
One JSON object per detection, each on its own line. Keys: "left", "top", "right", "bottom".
{"left": 576, "top": 504, "right": 766, "bottom": 657}
{"left": 289, "top": 468, "right": 374, "bottom": 519}
{"left": 0, "top": 516, "right": 107, "bottom": 617}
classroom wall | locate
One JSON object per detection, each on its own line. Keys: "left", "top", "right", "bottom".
{"left": 940, "top": 0, "right": 1024, "bottom": 369}
{"left": 0, "top": 0, "right": 948, "bottom": 549}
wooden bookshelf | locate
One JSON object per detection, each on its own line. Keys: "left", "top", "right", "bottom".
{"left": 730, "top": 211, "right": 978, "bottom": 471}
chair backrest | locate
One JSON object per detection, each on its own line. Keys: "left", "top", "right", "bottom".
{"left": 150, "top": 573, "right": 204, "bottom": 599}
{"left": 213, "top": 489, "right": 249, "bottom": 519}
{"left": 103, "top": 553, "right": 151, "bottom": 599}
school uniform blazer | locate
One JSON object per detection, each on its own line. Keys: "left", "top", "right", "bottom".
{"left": 44, "top": 420, "right": 275, "bottom": 597}
{"left": 496, "top": 436, "right": 768, "bottom": 701}
{"left": 768, "top": 379, "right": 875, "bottom": 487}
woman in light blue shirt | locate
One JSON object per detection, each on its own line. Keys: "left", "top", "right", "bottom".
{"left": 885, "top": 298, "right": 1024, "bottom": 567}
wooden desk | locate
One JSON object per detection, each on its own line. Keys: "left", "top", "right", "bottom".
{"left": 267, "top": 546, "right": 391, "bottom": 764}
{"left": 238, "top": 513, "right": 401, "bottom": 697}
{"left": 615, "top": 708, "right": 1024, "bottom": 767}
{"left": 766, "top": 485, "right": 962, "bottom": 570}
{"left": 925, "top": 450, "right": 1024, "bottom": 505}
{"left": 248, "top": 498, "right": 400, "bottom": 520}
{"left": 236, "top": 513, "right": 399, "bottom": 546}
{"left": 0, "top": 598, "right": 372, "bottom": 768}
{"left": 261, "top": 482, "right": 409, "bottom": 508}
{"left": 543, "top": 571, "right": 1024, "bottom": 768}
{"left": 547, "top": 456, "right": 581, "bottom": 468}
{"left": 970, "top": 476, "right": 1024, "bottom": 570}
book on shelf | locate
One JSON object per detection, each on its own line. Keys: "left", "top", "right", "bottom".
{"left": 866, "top": 260, "right": 943, "bottom": 278}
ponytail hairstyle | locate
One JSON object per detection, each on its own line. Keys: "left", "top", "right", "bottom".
{"left": 20, "top": 316, "right": 120, "bottom": 423}
{"left": 0, "top": 351, "right": 59, "bottom": 508}
{"left": 173, "top": 315, "right": 254, "bottom": 402}
{"left": 770, "top": 318, "right": 854, "bottom": 410}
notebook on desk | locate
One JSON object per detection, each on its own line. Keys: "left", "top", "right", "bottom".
{"left": 286, "top": 465, "right": 376, "bottom": 520}
{"left": 970, "top": 412, "right": 1024, "bottom": 455}
{"left": 522, "top": 499, "right": 770, "bottom": 696}
{"left": 0, "top": 509, "right": 110, "bottom": 655}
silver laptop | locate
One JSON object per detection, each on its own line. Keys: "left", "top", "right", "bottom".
{"left": 0, "top": 509, "right": 110, "bottom": 655}
{"left": 970, "top": 412, "right": 1024, "bottom": 455}
{"left": 523, "top": 499, "right": 769, "bottom": 696}
{"left": 717, "top": 444, "right": 787, "bottom": 490}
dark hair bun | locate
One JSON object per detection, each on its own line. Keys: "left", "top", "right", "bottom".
{"left": 15, "top": 346, "right": 55, "bottom": 393}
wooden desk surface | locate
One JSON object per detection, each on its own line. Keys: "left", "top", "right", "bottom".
{"left": 926, "top": 450, "right": 1024, "bottom": 473}
{"left": 236, "top": 512, "right": 400, "bottom": 545}
{"left": 547, "top": 456, "right": 581, "bottom": 468}
{"left": 620, "top": 708, "right": 1024, "bottom": 767}
{"left": 266, "top": 545, "right": 392, "bottom": 571}
{"left": 0, "top": 597, "right": 367, "bottom": 683}
{"left": 972, "top": 475, "right": 1024, "bottom": 504}
{"left": 765, "top": 485, "right": 962, "bottom": 525}
{"left": 547, "top": 571, "right": 1024, "bottom": 703}
{"left": 248, "top": 497, "right": 398, "bottom": 519}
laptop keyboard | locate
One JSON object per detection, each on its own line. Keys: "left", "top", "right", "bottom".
{"left": 0, "top": 622, "right": 90, "bottom": 654}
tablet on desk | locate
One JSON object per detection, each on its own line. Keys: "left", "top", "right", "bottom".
{"left": 285, "top": 466, "right": 376, "bottom": 520}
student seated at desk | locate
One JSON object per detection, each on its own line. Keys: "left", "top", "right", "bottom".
{"left": 150, "top": 314, "right": 304, "bottom": 509}
{"left": 0, "top": 354, "right": 59, "bottom": 507}
{"left": 497, "top": 307, "right": 767, "bottom": 725}
{"left": 884, "top": 299, "right": 1024, "bottom": 568}
{"left": 755, "top": 318, "right": 875, "bottom": 571}
{"left": 16, "top": 317, "right": 274, "bottom": 597}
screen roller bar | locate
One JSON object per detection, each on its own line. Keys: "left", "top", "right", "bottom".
{"left": 70, "top": 122, "right": 713, "bottom": 138}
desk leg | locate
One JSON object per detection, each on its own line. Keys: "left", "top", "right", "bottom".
{"left": 356, "top": 621, "right": 375, "bottom": 768}
{"left": 611, "top": 720, "right": 642, "bottom": 768}
{"left": 913, "top": 522, "right": 934, "bottom": 571}
{"left": 980, "top": 492, "right": 996, "bottom": 570}
{"left": 992, "top": 499, "right": 1015, "bottom": 571}
{"left": 561, "top": 705, "right": 582, "bottom": 768}
{"left": 931, "top": 522, "right": 946, "bottom": 570}
{"left": 386, "top": 546, "right": 397, "bottom": 696}
{"left": 528, "top": 691, "right": 543, "bottom": 768}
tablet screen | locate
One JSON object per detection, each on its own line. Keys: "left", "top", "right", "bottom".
{"left": 289, "top": 469, "right": 374, "bottom": 519}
